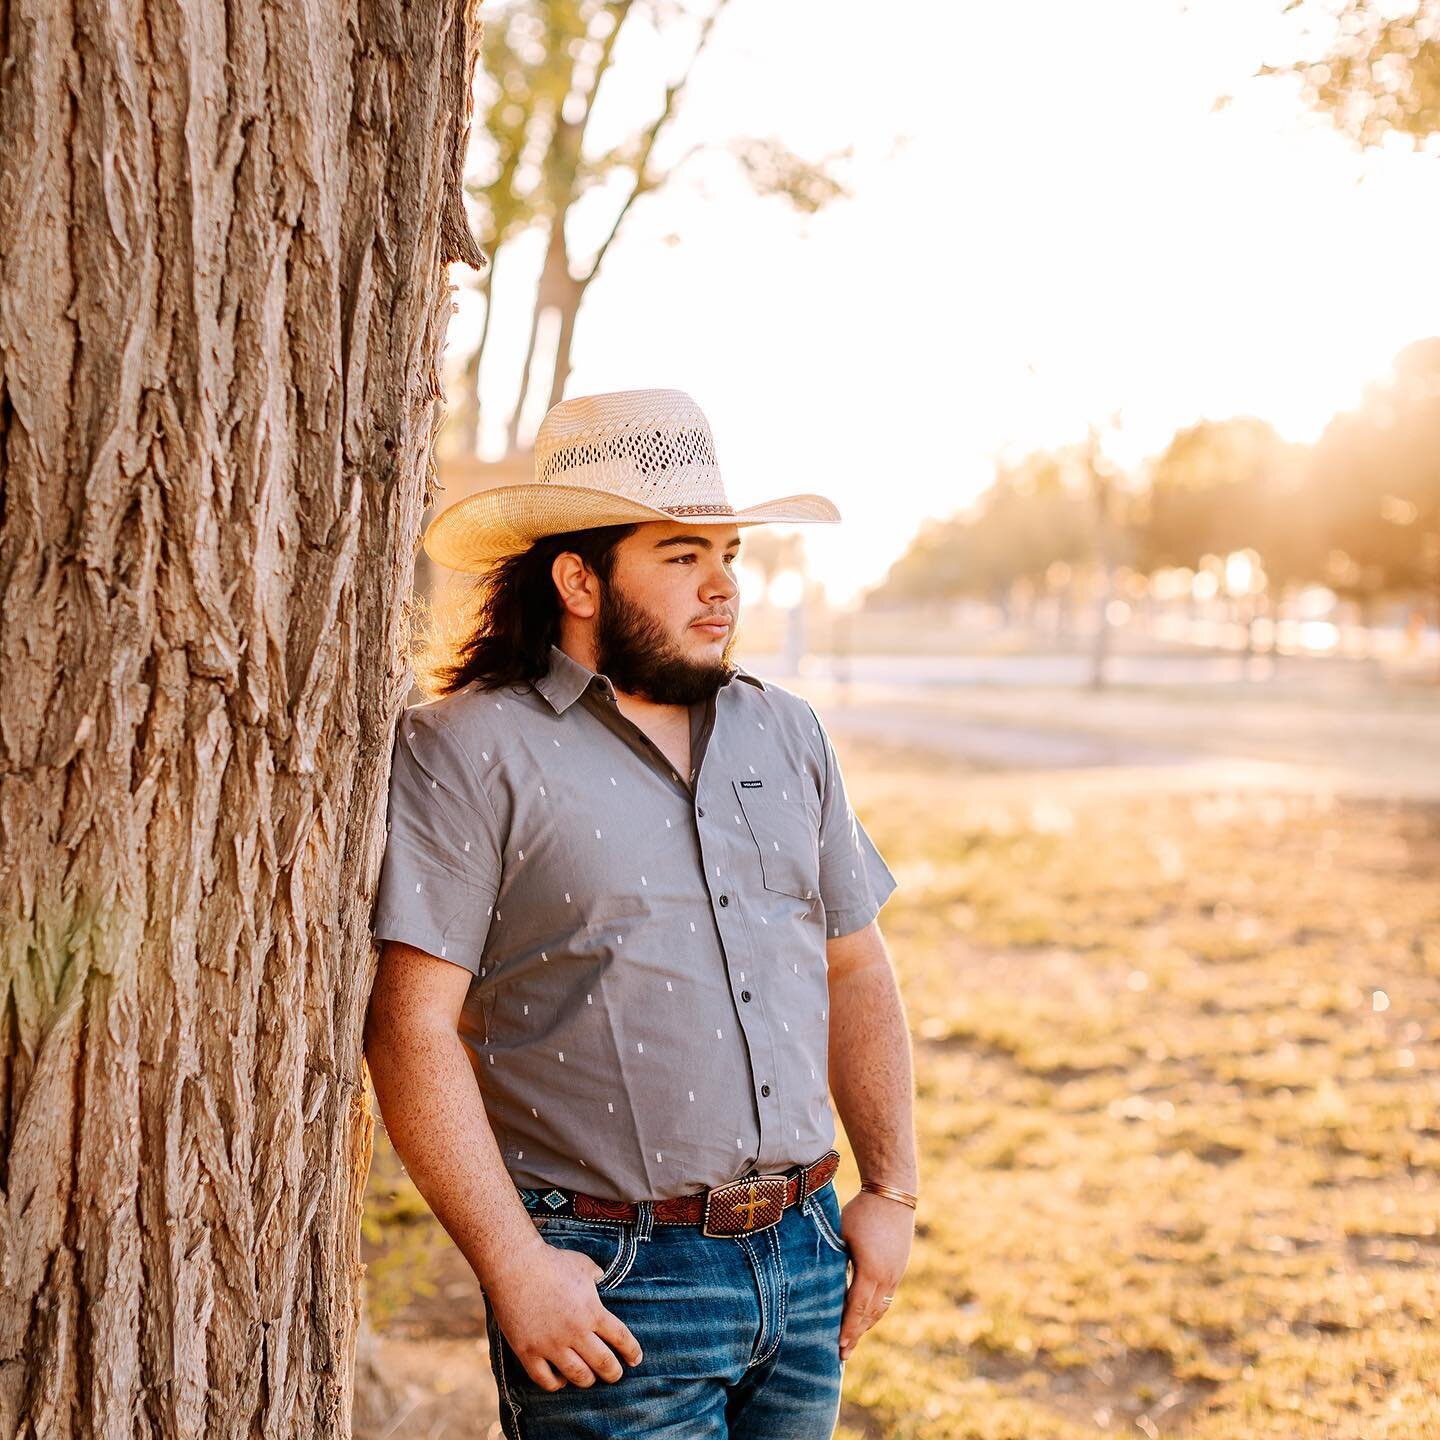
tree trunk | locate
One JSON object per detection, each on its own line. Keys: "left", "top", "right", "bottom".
{"left": 453, "top": 258, "right": 498, "bottom": 459}
{"left": 454, "top": 307, "right": 485, "bottom": 460}
{"left": 1088, "top": 476, "right": 1115, "bottom": 690}
{"left": 1434, "top": 562, "right": 1440, "bottom": 685}
{"left": 547, "top": 271, "right": 588, "bottom": 415}
{"left": 0, "top": 2, "right": 486, "bottom": 1436}
{"left": 504, "top": 110, "right": 584, "bottom": 452}
{"left": 505, "top": 291, "right": 547, "bottom": 455}
{"left": 505, "top": 211, "right": 572, "bottom": 453}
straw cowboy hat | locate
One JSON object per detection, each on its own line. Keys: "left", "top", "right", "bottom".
{"left": 422, "top": 388, "right": 842, "bottom": 573}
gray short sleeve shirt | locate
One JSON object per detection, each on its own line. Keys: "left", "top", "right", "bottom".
{"left": 371, "top": 643, "right": 897, "bottom": 1201}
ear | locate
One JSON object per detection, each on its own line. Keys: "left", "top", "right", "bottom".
{"left": 552, "top": 551, "right": 600, "bottom": 620}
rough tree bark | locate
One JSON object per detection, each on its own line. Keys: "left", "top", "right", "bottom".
{"left": 0, "top": 2, "right": 487, "bottom": 1436}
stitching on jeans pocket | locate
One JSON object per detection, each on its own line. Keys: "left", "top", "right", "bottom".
{"left": 539, "top": 1222, "right": 630, "bottom": 1291}
{"left": 487, "top": 1307, "right": 525, "bottom": 1434}
{"left": 809, "top": 1192, "right": 850, "bottom": 1255}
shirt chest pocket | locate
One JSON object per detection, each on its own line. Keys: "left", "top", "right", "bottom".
{"left": 732, "top": 774, "right": 821, "bottom": 902}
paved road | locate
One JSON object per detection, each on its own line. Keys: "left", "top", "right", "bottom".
{"left": 761, "top": 657, "right": 1440, "bottom": 803}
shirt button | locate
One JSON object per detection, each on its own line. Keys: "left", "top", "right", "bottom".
{"left": 761, "top": 1084, "right": 771, "bottom": 1097}
{"left": 697, "top": 806, "right": 705, "bottom": 817}
{"left": 741, "top": 990, "right": 752, "bottom": 1002}
{"left": 718, "top": 894, "right": 729, "bottom": 907}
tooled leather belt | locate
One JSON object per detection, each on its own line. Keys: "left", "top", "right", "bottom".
{"left": 519, "top": 1148, "right": 841, "bottom": 1238}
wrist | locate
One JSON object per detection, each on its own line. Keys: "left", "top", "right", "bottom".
{"left": 859, "top": 1178, "right": 918, "bottom": 1209}
{"left": 471, "top": 1222, "right": 550, "bottom": 1291}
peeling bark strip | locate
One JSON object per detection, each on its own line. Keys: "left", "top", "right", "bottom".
{"left": 0, "top": 2, "right": 486, "bottom": 1435}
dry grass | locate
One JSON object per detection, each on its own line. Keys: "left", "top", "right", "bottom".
{"left": 362, "top": 738, "right": 1440, "bottom": 1438}
{"left": 831, "top": 741, "right": 1440, "bottom": 1439}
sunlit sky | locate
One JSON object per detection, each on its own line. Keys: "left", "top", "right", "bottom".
{"left": 447, "top": 0, "right": 1440, "bottom": 605}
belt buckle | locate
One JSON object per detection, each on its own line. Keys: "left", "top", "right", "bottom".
{"left": 702, "top": 1172, "right": 789, "bottom": 1237}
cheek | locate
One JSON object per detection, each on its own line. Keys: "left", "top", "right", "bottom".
{"left": 630, "top": 568, "right": 692, "bottom": 624}
{"left": 621, "top": 565, "right": 674, "bottom": 602}
{"left": 656, "top": 568, "right": 694, "bottom": 603}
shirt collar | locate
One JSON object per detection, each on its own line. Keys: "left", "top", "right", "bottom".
{"left": 533, "top": 643, "right": 765, "bottom": 715}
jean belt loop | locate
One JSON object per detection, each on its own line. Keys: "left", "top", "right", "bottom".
{"left": 635, "top": 1198, "right": 654, "bottom": 1241}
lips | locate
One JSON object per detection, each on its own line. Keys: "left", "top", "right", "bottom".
{"left": 692, "top": 617, "right": 731, "bottom": 634}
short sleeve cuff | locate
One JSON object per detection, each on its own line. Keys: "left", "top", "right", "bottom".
{"left": 371, "top": 915, "right": 485, "bottom": 976}
{"left": 823, "top": 842, "right": 898, "bottom": 940}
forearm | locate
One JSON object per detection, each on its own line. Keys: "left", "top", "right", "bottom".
{"left": 827, "top": 949, "right": 919, "bottom": 1194}
{"left": 364, "top": 1018, "right": 544, "bottom": 1292}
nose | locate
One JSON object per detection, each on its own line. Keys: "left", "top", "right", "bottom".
{"left": 702, "top": 555, "right": 740, "bottom": 605}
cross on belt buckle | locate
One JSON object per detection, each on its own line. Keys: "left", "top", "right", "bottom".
{"left": 702, "top": 1172, "right": 789, "bottom": 1237}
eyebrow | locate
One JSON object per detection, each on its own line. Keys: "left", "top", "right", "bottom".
{"left": 652, "top": 534, "right": 743, "bottom": 551}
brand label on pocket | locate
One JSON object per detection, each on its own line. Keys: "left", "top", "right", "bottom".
{"left": 740, "top": 779, "right": 764, "bottom": 788}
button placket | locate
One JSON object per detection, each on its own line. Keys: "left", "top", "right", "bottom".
{"left": 700, "top": 794, "right": 768, "bottom": 1157}
{"left": 693, "top": 702, "right": 793, "bottom": 1169}
{"left": 584, "top": 687, "right": 697, "bottom": 802}
{"left": 588, "top": 686, "right": 778, "bottom": 1163}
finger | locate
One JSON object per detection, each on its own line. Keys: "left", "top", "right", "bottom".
{"left": 526, "top": 1356, "right": 566, "bottom": 1391}
{"left": 595, "top": 1310, "right": 645, "bottom": 1367}
{"left": 838, "top": 1297, "right": 869, "bottom": 1356}
{"left": 839, "top": 1280, "right": 886, "bottom": 1355}
{"left": 552, "top": 1346, "right": 600, "bottom": 1388}
{"left": 574, "top": 1333, "right": 625, "bottom": 1384}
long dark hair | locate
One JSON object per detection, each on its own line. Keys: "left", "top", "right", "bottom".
{"left": 417, "top": 523, "right": 639, "bottom": 698}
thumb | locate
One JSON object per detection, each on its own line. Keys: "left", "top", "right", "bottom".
{"left": 838, "top": 1284, "right": 866, "bottom": 1357}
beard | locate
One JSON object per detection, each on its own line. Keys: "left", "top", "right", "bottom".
{"left": 593, "top": 580, "right": 738, "bottom": 705}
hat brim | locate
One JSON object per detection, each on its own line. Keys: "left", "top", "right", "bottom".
{"left": 422, "top": 483, "right": 842, "bottom": 574}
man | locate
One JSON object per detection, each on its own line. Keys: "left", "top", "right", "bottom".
{"left": 366, "top": 389, "right": 917, "bottom": 1439}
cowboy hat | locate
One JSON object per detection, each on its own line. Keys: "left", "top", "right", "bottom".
{"left": 422, "top": 388, "right": 842, "bottom": 573}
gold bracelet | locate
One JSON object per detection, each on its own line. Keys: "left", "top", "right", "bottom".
{"left": 860, "top": 1180, "right": 918, "bottom": 1209}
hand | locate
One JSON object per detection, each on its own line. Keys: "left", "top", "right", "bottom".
{"left": 484, "top": 1237, "right": 644, "bottom": 1391}
{"left": 836, "top": 1190, "right": 914, "bottom": 1361}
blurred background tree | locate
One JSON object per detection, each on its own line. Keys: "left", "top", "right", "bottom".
{"left": 738, "top": 527, "right": 807, "bottom": 604}
{"left": 1135, "top": 418, "right": 1287, "bottom": 574}
{"left": 1134, "top": 418, "right": 1306, "bottom": 655}
{"left": 874, "top": 452, "right": 1097, "bottom": 611}
{"left": 453, "top": 0, "right": 849, "bottom": 458}
{"left": 869, "top": 339, "right": 1440, "bottom": 679}
{"left": 1262, "top": 0, "right": 1440, "bottom": 148}
{"left": 1307, "top": 337, "right": 1440, "bottom": 618}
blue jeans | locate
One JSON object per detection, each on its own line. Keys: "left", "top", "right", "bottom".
{"left": 483, "top": 1178, "right": 852, "bottom": 1438}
